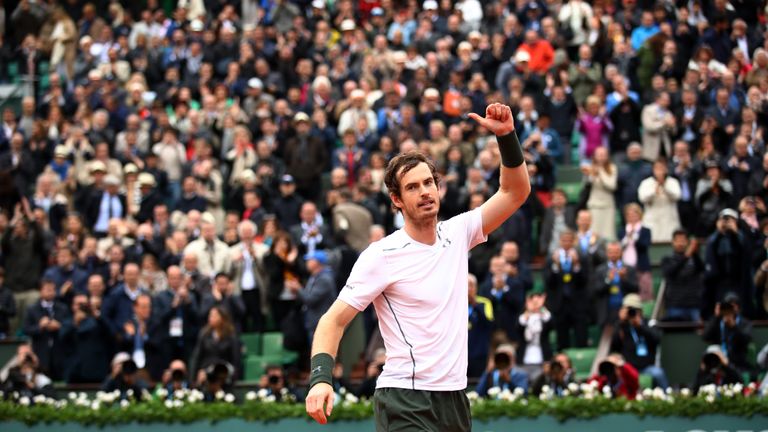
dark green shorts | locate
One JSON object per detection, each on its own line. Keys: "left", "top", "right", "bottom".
{"left": 373, "top": 388, "right": 471, "bottom": 432}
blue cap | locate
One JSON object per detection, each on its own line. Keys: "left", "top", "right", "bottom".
{"left": 304, "top": 250, "right": 328, "bottom": 265}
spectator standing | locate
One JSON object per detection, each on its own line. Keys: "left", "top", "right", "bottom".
{"left": 661, "top": 230, "right": 704, "bottom": 322}
{"left": 618, "top": 204, "right": 653, "bottom": 301}
{"left": 189, "top": 306, "right": 241, "bottom": 381}
{"left": 467, "top": 274, "right": 493, "bottom": 379}
{"left": 583, "top": 147, "right": 618, "bottom": 241}
{"left": 23, "top": 279, "right": 69, "bottom": 379}
{"left": 593, "top": 242, "right": 639, "bottom": 326}
{"left": 638, "top": 160, "right": 681, "bottom": 243}
{"left": 545, "top": 230, "right": 588, "bottom": 348}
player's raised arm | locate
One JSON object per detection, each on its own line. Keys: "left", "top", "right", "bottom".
{"left": 468, "top": 103, "right": 531, "bottom": 236}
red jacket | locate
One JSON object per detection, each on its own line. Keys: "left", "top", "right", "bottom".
{"left": 589, "top": 362, "right": 639, "bottom": 400}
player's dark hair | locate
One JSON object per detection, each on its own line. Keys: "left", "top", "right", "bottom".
{"left": 383, "top": 151, "right": 440, "bottom": 201}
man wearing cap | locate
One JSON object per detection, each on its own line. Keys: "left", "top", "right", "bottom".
{"left": 703, "top": 208, "right": 749, "bottom": 318}
{"left": 289, "top": 250, "right": 335, "bottom": 343}
{"left": 694, "top": 159, "right": 734, "bottom": 237}
{"left": 183, "top": 214, "right": 232, "bottom": 278}
{"left": 136, "top": 173, "right": 163, "bottom": 224}
{"left": 306, "top": 104, "right": 530, "bottom": 430}
{"left": 611, "top": 293, "right": 668, "bottom": 388}
{"left": 283, "top": 113, "right": 327, "bottom": 202}
{"left": 337, "top": 89, "right": 377, "bottom": 136}
{"left": 272, "top": 174, "right": 303, "bottom": 228}
{"left": 86, "top": 174, "right": 127, "bottom": 238}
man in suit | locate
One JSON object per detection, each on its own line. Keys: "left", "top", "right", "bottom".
{"left": 674, "top": 89, "right": 704, "bottom": 144}
{"left": 545, "top": 230, "right": 589, "bottom": 349}
{"left": 229, "top": 220, "right": 269, "bottom": 332}
{"left": 640, "top": 92, "right": 676, "bottom": 162}
{"left": 480, "top": 255, "right": 526, "bottom": 344}
{"left": 708, "top": 88, "right": 740, "bottom": 154}
{"left": 283, "top": 112, "right": 328, "bottom": 202}
{"left": 539, "top": 188, "right": 576, "bottom": 256}
{"left": 289, "top": 250, "right": 335, "bottom": 343}
{"left": 42, "top": 246, "right": 89, "bottom": 305}
{"left": 60, "top": 293, "right": 112, "bottom": 383}
{"left": 670, "top": 141, "right": 700, "bottom": 234}
{"left": 153, "top": 266, "right": 200, "bottom": 368}
{"left": 0, "top": 131, "right": 36, "bottom": 202}
{"left": 119, "top": 294, "right": 165, "bottom": 381}
{"left": 86, "top": 174, "right": 127, "bottom": 237}
{"left": 289, "top": 201, "right": 333, "bottom": 256}
{"left": 199, "top": 273, "right": 246, "bottom": 331}
{"left": 592, "top": 241, "right": 639, "bottom": 327}
{"left": 101, "top": 262, "right": 149, "bottom": 339}
{"left": 23, "top": 279, "right": 69, "bottom": 379}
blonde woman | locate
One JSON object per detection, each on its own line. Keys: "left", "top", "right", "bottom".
{"left": 638, "top": 159, "right": 681, "bottom": 242}
{"left": 584, "top": 146, "right": 618, "bottom": 240}
{"left": 619, "top": 204, "right": 654, "bottom": 301}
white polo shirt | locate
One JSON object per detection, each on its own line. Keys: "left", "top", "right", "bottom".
{"left": 338, "top": 208, "right": 487, "bottom": 391}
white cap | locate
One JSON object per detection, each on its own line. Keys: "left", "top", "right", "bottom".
{"left": 138, "top": 172, "right": 156, "bottom": 187}
{"left": 340, "top": 19, "right": 356, "bottom": 31}
{"left": 248, "top": 77, "right": 263, "bottom": 89}
{"left": 514, "top": 50, "right": 531, "bottom": 63}
{"left": 312, "top": 0, "right": 325, "bottom": 8}
{"left": 423, "top": 0, "right": 438, "bottom": 10}
{"left": 190, "top": 19, "right": 204, "bottom": 31}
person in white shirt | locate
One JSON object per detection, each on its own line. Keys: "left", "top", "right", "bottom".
{"left": 305, "top": 104, "right": 530, "bottom": 430}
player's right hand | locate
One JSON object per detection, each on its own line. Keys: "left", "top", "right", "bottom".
{"left": 305, "top": 382, "right": 334, "bottom": 424}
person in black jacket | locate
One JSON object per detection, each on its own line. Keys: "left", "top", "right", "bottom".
{"left": 703, "top": 209, "right": 749, "bottom": 319}
{"left": 23, "top": 279, "right": 69, "bottom": 379}
{"left": 545, "top": 230, "right": 588, "bottom": 349}
{"left": 0, "top": 267, "right": 17, "bottom": 339}
{"left": 135, "top": 173, "right": 164, "bottom": 224}
{"left": 662, "top": 229, "right": 705, "bottom": 322}
{"left": 702, "top": 296, "right": 753, "bottom": 375}
{"left": 693, "top": 347, "right": 743, "bottom": 393}
{"left": 481, "top": 255, "right": 526, "bottom": 344}
{"left": 189, "top": 306, "right": 241, "bottom": 381}
{"left": 153, "top": 266, "right": 199, "bottom": 366}
{"left": 611, "top": 294, "right": 669, "bottom": 389}
{"left": 592, "top": 241, "right": 640, "bottom": 327}
{"left": 198, "top": 273, "right": 246, "bottom": 332}
{"left": 118, "top": 294, "right": 166, "bottom": 381}
{"left": 60, "top": 293, "right": 112, "bottom": 383}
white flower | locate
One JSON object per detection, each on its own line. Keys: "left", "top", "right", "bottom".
{"left": 156, "top": 388, "right": 168, "bottom": 399}
{"left": 120, "top": 399, "right": 130, "bottom": 409}
{"left": 487, "top": 387, "right": 501, "bottom": 398}
{"left": 90, "top": 401, "right": 101, "bottom": 410}
{"left": 705, "top": 394, "right": 716, "bottom": 404}
{"left": 542, "top": 385, "right": 551, "bottom": 394}
{"left": 215, "top": 390, "right": 225, "bottom": 400}
{"left": 173, "top": 399, "right": 184, "bottom": 408}
{"left": 733, "top": 383, "right": 744, "bottom": 395}
{"left": 68, "top": 392, "right": 77, "bottom": 400}
{"left": 665, "top": 387, "right": 673, "bottom": 395}
{"left": 652, "top": 388, "right": 665, "bottom": 400}
{"left": 164, "top": 399, "right": 174, "bottom": 409}
{"left": 245, "top": 391, "right": 257, "bottom": 401}
{"left": 602, "top": 386, "right": 612, "bottom": 397}
{"left": 635, "top": 394, "right": 644, "bottom": 402}
{"left": 33, "top": 395, "right": 46, "bottom": 404}
{"left": 339, "top": 387, "right": 347, "bottom": 395}
{"left": 126, "top": 389, "right": 134, "bottom": 398}
{"left": 680, "top": 388, "right": 691, "bottom": 397}
{"left": 583, "top": 392, "right": 594, "bottom": 400}
{"left": 568, "top": 383, "right": 579, "bottom": 393}
{"left": 19, "top": 396, "right": 30, "bottom": 406}
{"left": 224, "top": 393, "right": 236, "bottom": 403}
{"left": 723, "top": 389, "right": 734, "bottom": 398}
{"left": 513, "top": 387, "right": 525, "bottom": 397}
{"left": 344, "top": 393, "right": 359, "bottom": 404}
{"left": 257, "top": 389, "right": 269, "bottom": 399}
{"left": 642, "top": 388, "right": 653, "bottom": 399}
{"left": 562, "top": 390, "right": 570, "bottom": 397}
{"left": 466, "top": 391, "right": 479, "bottom": 402}
{"left": 265, "top": 395, "right": 276, "bottom": 403}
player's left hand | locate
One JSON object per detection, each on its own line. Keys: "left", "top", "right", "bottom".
{"left": 468, "top": 103, "right": 515, "bottom": 136}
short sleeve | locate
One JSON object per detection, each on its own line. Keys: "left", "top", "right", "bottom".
{"left": 337, "top": 245, "right": 389, "bottom": 311}
{"left": 466, "top": 208, "right": 488, "bottom": 249}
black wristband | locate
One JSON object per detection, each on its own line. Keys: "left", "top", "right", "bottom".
{"left": 497, "top": 131, "right": 524, "bottom": 168}
{"left": 309, "top": 353, "right": 335, "bottom": 389}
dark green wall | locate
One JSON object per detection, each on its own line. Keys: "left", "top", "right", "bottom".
{"left": 4, "top": 415, "right": 768, "bottom": 432}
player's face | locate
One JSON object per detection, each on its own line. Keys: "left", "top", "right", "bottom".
{"left": 392, "top": 162, "right": 439, "bottom": 223}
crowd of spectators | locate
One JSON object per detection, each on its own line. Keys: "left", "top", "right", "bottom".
{"left": 0, "top": 0, "right": 768, "bottom": 401}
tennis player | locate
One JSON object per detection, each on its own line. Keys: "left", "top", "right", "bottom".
{"left": 305, "top": 103, "right": 530, "bottom": 431}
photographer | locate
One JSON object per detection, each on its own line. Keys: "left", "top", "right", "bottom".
{"left": 101, "top": 354, "right": 149, "bottom": 400}
{"left": 589, "top": 354, "right": 639, "bottom": 400}
{"left": 530, "top": 359, "right": 571, "bottom": 397}
{"left": 476, "top": 344, "right": 529, "bottom": 397}
{"left": 703, "top": 209, "right": 747, "bottom": 319}
{"left": 702, "top": 294, "right": 753, "bottom": 375}
{"left": 693, "top": 346, "right": 743, "bottom": 393}
{"left": 610, "top": 294, "right": 669, "bottom": 389}
{"left": 0, "top": 345, "right": 54, "bottom": 398}
{"left": 258, "top": 364, "right": 302, "bottom": 402}
{"left": 60, "top": 293, "right": 112, "bottom": 383}
{"left": 160, "top": 360, "right": 191, "bottom": 394}
{"left": 198, "top": 361, "right": 235, "bottom": 402}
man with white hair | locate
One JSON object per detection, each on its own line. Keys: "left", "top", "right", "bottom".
{"left": 229, "top": 220, "right": 268, "bottom": 332}
{"left": 183, "top": 214, "right": 231, "bottom": 278}
{"left": 337, "top": 89, "right": 377, "bottom": 135}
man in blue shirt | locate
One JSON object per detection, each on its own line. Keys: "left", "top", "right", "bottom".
{"left": 630, "top": 11, "right": 659, "bottom": 51}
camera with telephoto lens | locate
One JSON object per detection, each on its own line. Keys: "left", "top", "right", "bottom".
{"left": 598, "top": 360, "right": 617, "bottom": 380}
{"left": 171, "top": 368, "right": 186, "bottom": 382}
{"left": 627, "top": 307, "right": 639, "bottom": 318}
{"left": 268, "top": 374, "right": 280, "bottom": 385}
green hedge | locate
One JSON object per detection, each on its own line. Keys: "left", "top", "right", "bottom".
{"left": 1, "top": 384, "right": 767, "bottom": 426}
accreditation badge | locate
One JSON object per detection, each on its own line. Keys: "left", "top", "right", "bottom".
{"left": 563, "top": 273, "right": 572, "bottom": 283}
{"left": 610, "top": 285, "right": 619, "bottom": 294}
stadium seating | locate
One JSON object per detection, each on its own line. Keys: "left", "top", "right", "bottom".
{"left": 563, "top": 347, "right": 597, "bottom": 381}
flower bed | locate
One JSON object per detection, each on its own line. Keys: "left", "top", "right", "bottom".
{"left": 0, "top": 383, "right": 766, "bottom": 425}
